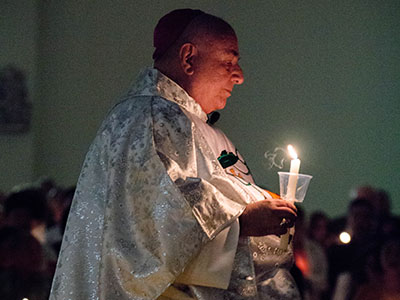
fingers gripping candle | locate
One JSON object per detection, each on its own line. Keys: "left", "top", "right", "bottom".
{"left": 280, "top": 145, "right": 300, "bottom": 250}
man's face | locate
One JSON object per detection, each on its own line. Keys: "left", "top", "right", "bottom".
{"left": 189, "top": 33, "right": 244, "bottom": 114}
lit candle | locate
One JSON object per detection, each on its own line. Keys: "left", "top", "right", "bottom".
{"left": 287, "top": 145, "right": 300, "bottom": 200}
{"left": 280, "top": 145, "right": 300, "bottom": 250}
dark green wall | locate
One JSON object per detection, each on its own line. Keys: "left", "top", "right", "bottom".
{"left": 0, "top": 1, "right": 37, "bottom": 191}
{"left": 2, "top": 1, "right": 399, "bottom": 217}
{"left": 218, "top": 1, "right": 400, "bottom": 216}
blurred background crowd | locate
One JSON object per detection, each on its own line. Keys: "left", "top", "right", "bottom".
{"left": 0, "top": 180, "right": 399, "bottom": 300}
{"left": 0, "top": 179, "right": 74, "bottom": 300}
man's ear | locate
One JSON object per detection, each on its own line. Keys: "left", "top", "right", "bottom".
{"left": 179, "top": 43, "right": 197, "bottom": 75}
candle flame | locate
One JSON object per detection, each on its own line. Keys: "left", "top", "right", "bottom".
{"left": 287, "top": 145, "right": 298, "bottom": 159}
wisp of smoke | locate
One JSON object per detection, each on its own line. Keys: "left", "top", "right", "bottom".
{"left": 264, "top": 147, "right": 286, "bottom": 169}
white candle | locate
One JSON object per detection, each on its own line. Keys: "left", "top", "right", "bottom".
{"left": 280, "top": 145, "right": 300, "bottom": 250}
{"left": 287, "top": 145, "right": 300, "bottom": 200}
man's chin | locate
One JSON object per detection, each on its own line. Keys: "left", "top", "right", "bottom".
{"left": 216, "top": 98, "right": 228, "bottom": 110}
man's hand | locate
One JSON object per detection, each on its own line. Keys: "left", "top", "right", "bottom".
{"left": 239, "top": 199, "right": 297, "bottom": 237}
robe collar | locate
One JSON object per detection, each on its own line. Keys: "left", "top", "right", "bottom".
{"left": 130, "top": 68, "right": 208, "bottom": 122}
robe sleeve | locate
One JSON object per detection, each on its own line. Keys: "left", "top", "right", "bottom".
{"left": 50, "top": 96, "right": 247, "bottom": 300}
{"left": 151, "top": 98, "right": 248, "bottom": 239}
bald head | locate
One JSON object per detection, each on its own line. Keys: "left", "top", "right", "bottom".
{"left": 154, "top": 12, "right": 236, "bottom": 64}
{"left": 177, "top": 14, "right": 236, "bottom": 50}
{"left": 153, "top": 10, "right": 243, "bottom": 113}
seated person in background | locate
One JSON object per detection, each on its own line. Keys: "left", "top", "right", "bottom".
{"left": 0, "top": 226, "right": 51, "bottom": 300}
{"left": 306, "top": 211, "right": 329, "bottom": 300}
{"left": 328, "top": 197, "right": 379, "bottom": 300}
{"left": 3, "top": 188, "right": 48, "bottom": 233}
{"left": 3, "top": 188, "right": 57, "bottom": 274}
{"left": 46, "top": 186, "right": 75, "bottom": 254}
{"left": 292, "top": 209, "right": 329, "bottom": 300}
{"left": 354, "top": 238, "right": 400, "bottom": 300}
{"left": 308, "top": 211, "right": 329, "bottom": 248}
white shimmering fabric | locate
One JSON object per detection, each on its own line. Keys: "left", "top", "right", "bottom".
{"left": 186, "top": 112, "right": 301, "bottom": 300}
{"left": 49, "top": 68, "right": 300, "bottom": 300}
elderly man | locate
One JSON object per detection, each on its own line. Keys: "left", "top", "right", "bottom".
{"left": 49, "top": 9, "right": 300, "bottom": 300}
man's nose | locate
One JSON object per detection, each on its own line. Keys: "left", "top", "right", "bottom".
{"left": 232, "top": 65, "right": 244, "bottom": 85}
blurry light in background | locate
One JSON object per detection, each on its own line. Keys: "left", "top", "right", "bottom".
{"left": 339, "top": 231, "right": 351, "bottom": 244}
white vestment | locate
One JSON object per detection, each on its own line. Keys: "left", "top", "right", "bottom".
{"left": 49, "top": 68, "right": 300, "bottom": 300}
